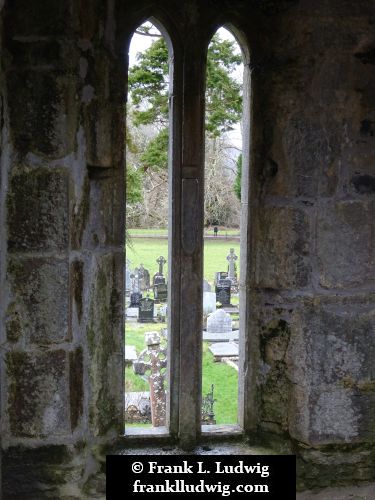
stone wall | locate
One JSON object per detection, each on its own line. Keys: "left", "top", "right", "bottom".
{"left": 250, "top": 0, "right": 375, "bottom": 487}
{"left": 0, "top": 1, "right": 124, "bottom": 497}
{"left": 0, "top": 0, "right": 374, "bottom": 497}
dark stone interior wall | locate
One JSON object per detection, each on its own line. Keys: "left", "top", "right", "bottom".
{"left": 249, "top": 0, "right": 375, "bottom": 487}
{"left": 0, "top": 1, "right": 124, "bottom": 498}
{"left": 0, "top": 0, "right": 374, "bottom": 497}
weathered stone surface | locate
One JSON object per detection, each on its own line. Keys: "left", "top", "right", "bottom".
{"left": 258, "top": 316, "right": 292, "bottom": 434}
{"left": 7, "top": 39, "right": 61, "bottom": 67}
{"left": 7, "top": 169, "right": 69, "bottom": 252}
{"left": 2, "top": 444, "right": 84, "bottom": 499}
{"left": 7, "top": 257, "right": 69, "bottom": 344}
{"left": 1, "top": 0, "right": 375, "bottom": 497}
{"left": 69, "top": 348, "right": 83, "bottom": 431}
{"left": 281, "top": 115, "right": 339, "bottom": 198}
{"left": 7, "top": 71, "right": 77, "bottom": 157}
{"left": 288, "top": 303, "right": 375, "bottom": 445}
{"left": 81, "top": 169, "right": 124, "bottom": 248}
{"left": 71, "top": 259, "right": 84, "bottom": 323}
{"left": 255, "top": 207, "right": 310, "bottom": 289}
{"left": 296, "top": 444, "right": 375, "bottom": 491}
{"left": 86, "top": 253, "right": 123, "bottom": 436}
{"left": 317, "top": 201, "right": 375, "bottom": 288}
{"left": 4, "top": 0, "right": 71, "bottom": 37}
{"left": 6, "top": 350, "right": 70, "bottom": 437}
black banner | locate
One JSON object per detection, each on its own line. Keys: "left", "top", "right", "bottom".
{"left": 106, "top": 455, "right": 296, "bottom": 499}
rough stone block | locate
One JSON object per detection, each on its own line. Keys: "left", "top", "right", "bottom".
{"left": 258, "top": 316, "right": 292, "bottom": 433}
{"left": 81, "top": 168, "right": 124, "bottom": 248}
{"left": 4, "top": 0, "right": 71, "bottom": 37}
{"left": 7, "top": 70, "right": 77, "bottom": 157}
{"left": 317, "top": 201, "right": 375, "bottom": 288}
{"left": 86, "top": 253, "right": 123, "bottom": 436}
{"left": 7, "top": 168, "right": 69, "bottom": 252}
{"left": 281, "top": 115, "right": 340, "bottom": 197}
{"left": 70, "top": 259, "right": 84, "bottom": 323}
{"left": 255, "top": 206, "right": 310, "bottom": 289}
{"left": 69, "top": 348, "right": 83, "bottom": 431}
{"left": 7, "top": 257, "right": 69, "bottom": 344}
{"left": 7, "top": 39, "right": 61, "bottom": 67}
{"left": 287, "top": 304, "right": 375, "bottom": 445}
{"left": 6, "top": 350, "right": 70, "bottom": 437}
{"left": 2, "top": 444, "right": 83, "bottom": 499}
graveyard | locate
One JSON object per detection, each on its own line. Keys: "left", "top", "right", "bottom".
{"left": 125, "top": 232, "right": 240, "bottom": 427}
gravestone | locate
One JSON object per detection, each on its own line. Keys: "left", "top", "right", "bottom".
{"left": 203, "top": 330, "right": 239, "bottom": 342}
{"left": 125, "top": 392, "right": 151, "bottom": 424}
{"left": 138, "top": 263, "right": 150, "bottom": 291}
{"left": 203, "top": 280, "right": 211, "bottom": 292}
{"left": 209, "top": 342, "right": 239, "bottom": 360}
{"left": 207, "top": 309, "right": 232, "bottom": 333}
{"left": 203, "top": 292, "right": 216, "bottom": 315}
{"left": 214, "top": 271, "right": 228, "bottom": 286}
{"left": 153, "top": 274, "right": 166, "bottom": 286}
{"left": 125, "top": 345, "right": 138, "bottom": 364}
{"left": 125, "top": 259, "right": 132, "bottom": 292}
{"left": 138, "top": 297, "right": 155, "bottom": 323}
{"left": 154, "top": 283, "right": 167, "bottom": 302}
{"left": 130, "top": 292, "right": 142, "bottom": 308}
{"left": 227, "top": 248, "right": 238, "bottom": 282}
{"left": 153, "top": 255, "right": 166, "bottom": 285}
{"left": 126, "top": 307, "right": 139, "bottom": 318}
{"left": 130, "top": 272, "right": 139, "bottom": 294}
{"left": 215, "top": 278, "right": 231, "bottom": 306}
{"left": 158, "top": 304, "right": 168, "bottom": 321}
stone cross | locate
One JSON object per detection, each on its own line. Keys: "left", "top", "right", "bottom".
{"left": 226, "top": 248, "right": 238, "bottom": 280}
{"left": 134, "top": 332, "right": 167, "bottom": 427}
{"left": 156, "top": 255, "right": 166, "bottom": 275}
{"left": 130, "top": 272, "right": 139, "bottom": 293}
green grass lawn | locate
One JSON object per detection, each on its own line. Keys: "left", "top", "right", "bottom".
{"left": 126, "top": 237, "right": 240, "bottom": 284}
{"left": 128, "top": 227, "right": 240, "bottom": 237}
{"left": 125, "top": 233, "right": 240, "bottom": 426}
{"left": 202, "top": 342, "right": 238, "bottom": 424}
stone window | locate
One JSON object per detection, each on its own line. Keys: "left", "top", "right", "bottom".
{"left": 124, "top": 17, "right": 252, "bottom": 450}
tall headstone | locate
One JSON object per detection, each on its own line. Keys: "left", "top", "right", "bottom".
{"left": 138, "top": 263, "right": 150, "bottom": 292}
{"left": 215, "top": 278, "right": 231, "bottom": 306}
{"left": 214, "top": 271, "right": 228, "bottom": 287}
{"left": 130, "top": 272, "right": 139, "bottom": 294}
{"left": 125, "top": 258, "right": 132, "bottom": 292}
{"left": 203, "top": 292, "right": 216, "bottom": 315}
{"left": 227, "top": 248, "right": 238, "bottom": 282}
{"left": 203, "top": 280, "right": 212, "bottom": 292}
{"left": 157, "top": 255, "right": 166, "bottom": 275}
{"left": 138, "top": 297, "right": 155, "bottom": 323}
{"left": 153, "top": 255, "right": 167, "bottom": 286}
{"left": 154, "top": 283, "right": 167, "bottom": 302}
{"left": 130, "top": 292, "right": 142, "bottom": 308}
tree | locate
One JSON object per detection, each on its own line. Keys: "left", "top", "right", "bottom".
{"left": 128, "top": 32, "right": 242, "bottom": 170}
{"left": 234, "top": 153, "right": 242, "bottom": 201}
{"left": 126, "top": 28, "right": 243, "bottom": 227}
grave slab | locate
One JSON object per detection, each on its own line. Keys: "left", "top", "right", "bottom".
{"left": 203, "top": 330, "right": 239, "bottom": 342}
{"left": 209, "top": 342, "right": 239, "bottom": 360}
{"left": 126, "top": 307, "right": 139, "bottom": 318}
{"left": 125, "top": 345, "right": 137, "bottom": 363}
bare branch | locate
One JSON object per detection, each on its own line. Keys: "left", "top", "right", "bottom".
{"left": 134, "top": 30, "right": 162, "bottom": 38}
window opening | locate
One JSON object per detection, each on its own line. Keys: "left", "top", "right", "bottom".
{"left": 202, "top": 27, "right": 244, "bottom": 427}
{"left": 125, "top": 21, "right": 171, "bottom": 433}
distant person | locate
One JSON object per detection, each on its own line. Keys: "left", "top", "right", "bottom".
{"left": 213, "top": 226, "right": 218, "bottom": 237}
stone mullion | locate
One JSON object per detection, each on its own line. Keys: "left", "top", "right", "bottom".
{"left": 178, "top": 39, "right": 206, "bottom": 449}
